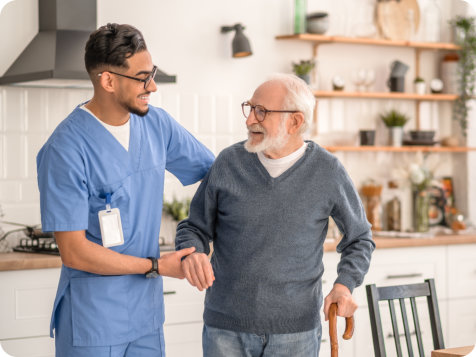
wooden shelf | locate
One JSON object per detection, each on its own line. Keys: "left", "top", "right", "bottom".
{"left": 323, "top": 146, "right": 476, "bottom": 153}
{"left": 275, "top": 34, "right": 461, "bottom": 51}
{"left": 314, "top": 91, "right": 458, "bottom": 101}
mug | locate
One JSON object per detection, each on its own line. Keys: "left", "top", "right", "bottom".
{"left": 387, "top": 76, "right": 405, "bottom": 92}
{"left": 359, "top": 130, "right": 375, "bottom": 146}
{"left": 390, "top": 60, "right": 409, "bottom": 77}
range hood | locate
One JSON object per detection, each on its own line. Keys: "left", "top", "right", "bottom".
{"left": 0, "top": 0, "right": 176, "bottom": 87}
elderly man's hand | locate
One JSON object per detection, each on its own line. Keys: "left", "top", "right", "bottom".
{"left": 181, "top": 252, "right": 215, "bottom": 291}
{"left": 323, "top": 283, "right": 357, "bottom": 321}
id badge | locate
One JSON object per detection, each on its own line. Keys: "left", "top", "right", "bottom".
{"left": 98, "top": 193, "right": 124, "bottom": 248}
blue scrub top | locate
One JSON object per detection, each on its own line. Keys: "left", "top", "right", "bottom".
{"left": 37, "top": 104, "right": 214, "bottom": 347}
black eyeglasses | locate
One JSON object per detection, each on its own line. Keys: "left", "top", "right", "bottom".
{"left": 98, "top": 65, "right": 158, "bottom": 89}
{"left": 241, "top": 102, "right": 299, "bottom": 123}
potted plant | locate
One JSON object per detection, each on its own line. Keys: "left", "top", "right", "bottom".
{"left": 380, "top": 109, "right": 410, "bottom": 147}
{"left": 449, "top": 16, "right": 476, "bottom": 136}
{"left": 292, "top": 59, "right": 315, "bottom": 84}
{"left": 413, "top": 77, "right": 426, "bottom": 95}
{"left": 161, "top": 197, "right": 191, "bottom": 244}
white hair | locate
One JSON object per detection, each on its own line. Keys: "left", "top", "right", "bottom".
{"left": 266, "top": 73, "right": 316, "bottom": 134}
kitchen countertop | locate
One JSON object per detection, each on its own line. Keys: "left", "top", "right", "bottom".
{"left": 1, "top": 235, "right": 476, "bottom": 272}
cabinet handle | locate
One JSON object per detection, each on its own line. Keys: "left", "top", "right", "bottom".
{"left": 322, "top": 280, "right": 327, "bottom": 284}
{"left": 322, "top": 338, "right": 328, "bottom": 343}
{"left": 385, "top": 273, "right": 423, "bottom": 280}
{"left": 163, "top": 291, "right": 177, "bottom": 295}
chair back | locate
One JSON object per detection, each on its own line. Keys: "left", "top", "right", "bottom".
{"left": 366, "top": 278, "right": 445, "bottom": 357}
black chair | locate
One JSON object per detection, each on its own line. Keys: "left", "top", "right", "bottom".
{"left": 366, "top": 278, "right": 445, "bottom": 357}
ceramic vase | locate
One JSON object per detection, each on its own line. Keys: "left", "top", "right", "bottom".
{"left": 389, "top": 127, "right": 403, "bottom": 147}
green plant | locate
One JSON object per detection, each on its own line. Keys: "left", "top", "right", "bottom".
{"left": 380, "top": 109, "right": 409, "bottom": 127}
{"left": 414, "top": 77, "right": 425, "bottom": 83}
{"left": 450, "top": 16, "right": 476, "bottom": 136}
{"left": 163, "top": 197, "right": 191, "bottom": 221}
{"left": 292, "top": 59, "right": 315, "bottom": 76}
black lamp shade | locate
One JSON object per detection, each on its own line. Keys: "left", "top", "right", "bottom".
{"left": 232, "top": 28, "right": 252, "bottom": 58}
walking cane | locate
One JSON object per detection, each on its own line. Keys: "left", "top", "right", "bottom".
{"left": 328, "top": 303, "right": 355, "bottom": 357}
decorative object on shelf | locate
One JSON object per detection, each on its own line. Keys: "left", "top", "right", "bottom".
{"left": 351, "top": 0, "right": 378, "bottom": 38}
{"left": 220, "top": 24, "right": 252, "bottom": 58}
{"left": 385, "top": 180, "right": 402, "bottom": 231}
{"left": 440, "top": 135, "right": 459, "bottom": 147}
{"left": 441, "top": 53, "right": 459, "bottom": 94}
{"left": 403, "top": 130, "right": 437, "bottom": 146}
{"left": 430, "top": 78, "right": 444, "bottom": 93}
{"left": 422, "top": 0, "right": 441, "bottom": 42}
{"left": 351, "top": 68, "right": 368, "bottom": 92}
{"left": 332, "top": 75, "right": 345, "bottom": 91}
{"left": 449, "top": 16, "right": 476, "bottom": 136}
{"left": 388, "top": 60, "right": 409, "bottom": 92}
{"left": 359, "top": 130, "right": 375, "bottom": 146}
{"left": 292, "top": 59, "right": 315, "bottom": 84}
{"left": 376, "top": 0, "right": 420, "bottom": 41}
{"left": 380, "top": 109, "right": 409, "bottom": 147}
{"left": 361, "top": 180, "right": 383, "bottom": 231}
{"left": 306, "top": 12, "right": 329, "bottom": 34}
{"left": 414, "top": 77, "right": 426, "bottom": 94}
{"left": 294, "top": 0, "right": 307, "bottom": 34}
{"left": 163, "top": 197, "right": 191, "bottom": 222}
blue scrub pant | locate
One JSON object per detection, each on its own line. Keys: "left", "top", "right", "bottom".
{"left": 55, "top": 286, "right": 165, "bottom": 357}
{"left": 202, "top": 324, "right": 321, "bottom": 357}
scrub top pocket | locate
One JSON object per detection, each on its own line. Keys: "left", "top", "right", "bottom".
{"left": 70, "top": 275, "right": 130, "bottom": 346}
{"left": 87, "top": 185, "right": 130, "bottom": 243}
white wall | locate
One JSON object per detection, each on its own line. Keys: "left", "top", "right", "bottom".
{"left": 0, "top": 0, "right": 474, "bottom": 233}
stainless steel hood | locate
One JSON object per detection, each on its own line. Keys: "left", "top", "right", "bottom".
{"left": 0, "top": 0, "right": 176, "bottom": 87}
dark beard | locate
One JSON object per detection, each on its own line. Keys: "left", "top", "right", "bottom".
{"left": 127, "top": 104, "right": 149, "bottom": 117}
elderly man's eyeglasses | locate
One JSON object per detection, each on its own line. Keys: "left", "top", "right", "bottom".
{"left": 241, "top": 102, "right": 299, "bottom": 123}
{"left": 98, "top": 65, "right": 158, "bottom": 89}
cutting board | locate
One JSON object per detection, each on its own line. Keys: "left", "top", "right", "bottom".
{"left": 377, "top": 0, "right": 421, "bottom": 41}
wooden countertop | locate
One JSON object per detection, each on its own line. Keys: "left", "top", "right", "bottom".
{"left": 1, "top": 235, "right": 475, "bottom": 272}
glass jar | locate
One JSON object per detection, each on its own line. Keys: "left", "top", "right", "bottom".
{"left": 362, "top": 182, "right": 383, "bottom": 231}
{"left": 413, "top": 189, "right": 430, "bottom": 232}
{"left": 386, "top": 196, "right": 401, "bottom": 231}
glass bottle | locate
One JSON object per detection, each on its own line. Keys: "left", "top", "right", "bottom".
{"left": 413, "top": 188, "right": 430, "bottom": 232}
{"left": 362, "top": 181, "right": 383, "bottom": 231}
{"left": 423, "top": 0, "right": 441, "bottom": 42}
{"left": 294, "top": 0, "right": 306, "bottom": 34}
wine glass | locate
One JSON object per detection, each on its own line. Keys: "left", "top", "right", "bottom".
{"left": 351, "top": 69, "right": 367, "bottom": 92}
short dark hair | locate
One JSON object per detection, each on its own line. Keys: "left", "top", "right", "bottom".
{"left": 84, "top": 23, "right": 147, "bottom": 73}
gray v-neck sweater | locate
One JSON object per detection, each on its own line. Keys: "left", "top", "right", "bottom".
{"left": 176, "top": 141, "right": 375, "bottom": 334}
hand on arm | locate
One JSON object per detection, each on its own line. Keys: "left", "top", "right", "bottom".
{"left": 181, "top": 252, "right": 215, "bottom": 291}
{"left": 323, "top": 283, "right": 358, "bottom": 321}
{"left": 55, "top": 231, "right": 195, "bottom": 278}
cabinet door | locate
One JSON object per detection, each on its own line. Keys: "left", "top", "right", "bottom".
{"left": 0, "top": 268, "right": 60, "bottom": 340}
{"left": 448, "top": 298, "right": 476, "bottom": 348}
{"left": 164, "top": 323, "right": 203, "bottom": 357}
{"left": 447, "top": 244, "right": 476, "bottom": 299}
{"left": 0, "top": 336, "right": 55, "bottom": 357}
{"left": 162, "top": 276, "right": 205, "bottom": 325}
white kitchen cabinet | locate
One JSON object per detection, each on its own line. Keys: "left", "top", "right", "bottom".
{"left": 0, "top": 268, "right": 59, "bottom": 357}
{"left": 162, "top": 276, "right": 205, "bottom": 357}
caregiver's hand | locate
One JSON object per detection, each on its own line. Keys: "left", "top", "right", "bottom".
{"left": 181, "top": 252, "right": 215, "bottom": 291}
{"left": 158, "top": 247, "right": 196, "bottom": 279}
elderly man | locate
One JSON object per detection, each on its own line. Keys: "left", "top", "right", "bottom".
{"left": 175, "top": 73, "right": 375, "bottom": 357}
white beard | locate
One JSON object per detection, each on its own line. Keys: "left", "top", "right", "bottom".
{"left": 244, "top": 120, "right": 289, "bottom": 153}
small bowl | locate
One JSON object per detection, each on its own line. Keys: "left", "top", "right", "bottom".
{"left": 409, "top": 130, "right": 435, "bottom": 142}
{"left": 306, "top": 12, "right": 329, "bottom": 34}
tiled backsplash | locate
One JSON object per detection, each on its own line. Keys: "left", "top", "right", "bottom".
{"left": 0, "top": 86, "right": 244, "bottom": 227}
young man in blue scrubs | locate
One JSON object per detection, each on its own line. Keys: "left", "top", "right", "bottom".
{"left": 37, "top": 23, "right": 214, "bottom": 356}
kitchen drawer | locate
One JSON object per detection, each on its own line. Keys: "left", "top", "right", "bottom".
{"left": 0, "top": 268, "right": 60, "bottom": 340}
{"left": 360, "top": 246, "right": 447, "bottom": 304}
{"left": 0, "top": 335, "right": 55, "bottom": 357}
{"left": 447, "top": 244, "right": 476, "bottom": 299}
{"left": 164, "top": 322, "right": 203, "bottom": 357}
{"left": 162, "top": 276, "right": 205, "bottom": 325}
{"left": 448, "top": 298, "right": 476, "bottom": 348}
